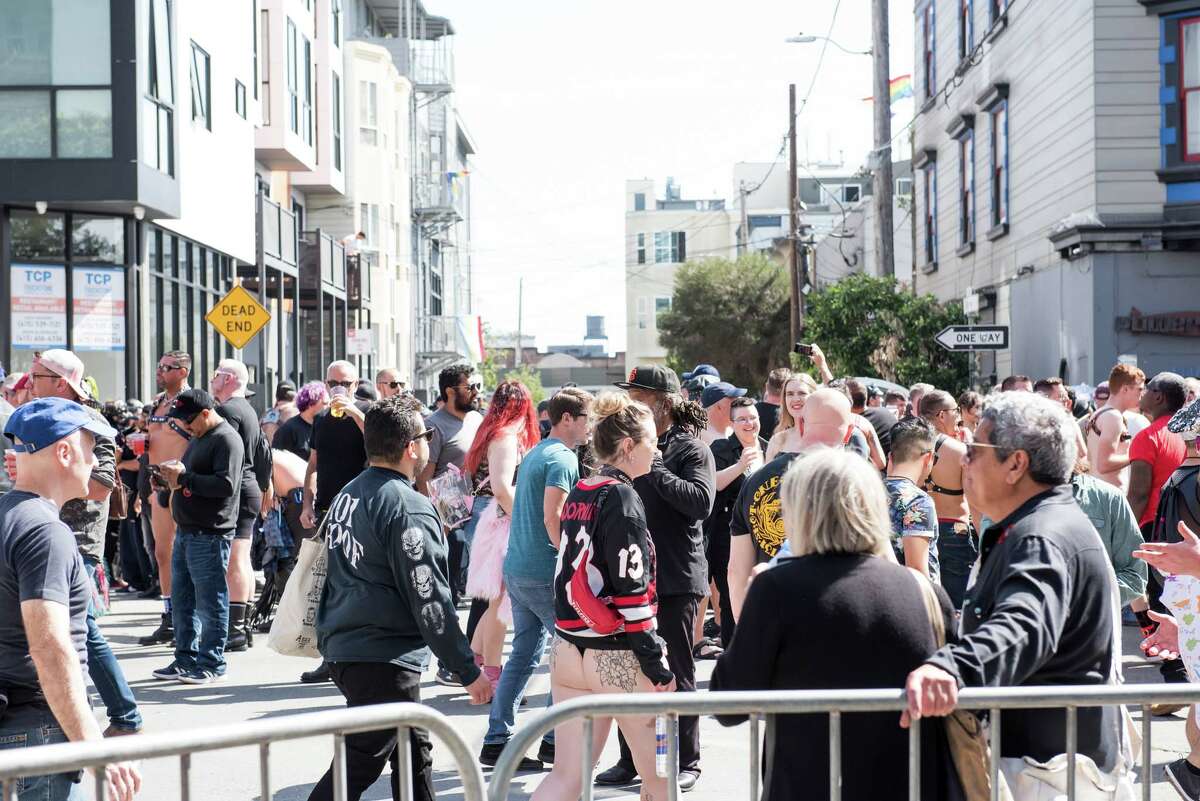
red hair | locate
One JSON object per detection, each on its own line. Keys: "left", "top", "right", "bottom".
{"left": 465, "top": 380, "right": 540, "bottom": 475}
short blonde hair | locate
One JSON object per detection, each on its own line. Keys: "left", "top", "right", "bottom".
{"left": 781, "top": 448, "right": 895, "bottom": 560}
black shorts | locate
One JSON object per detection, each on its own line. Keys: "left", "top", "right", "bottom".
{"left": 235, "top": 488, "right": 263, "bottom": 541}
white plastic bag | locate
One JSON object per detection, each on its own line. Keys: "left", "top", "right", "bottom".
{"left": 267, "top": 536, "right": 328, "bottom": 658}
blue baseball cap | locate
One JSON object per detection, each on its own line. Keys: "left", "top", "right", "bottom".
{"left": 682, "top": 364, "right": 720, "bottom": 382}
{"left": 4, "top": 398, "right": 116, "bottom": 454}
{"left": 701, "top": 381, "right": 748, "bottom": 408}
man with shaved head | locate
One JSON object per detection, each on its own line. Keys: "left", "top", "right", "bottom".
{"left": 726, "top": 388, "right": 854, "bottom": 623}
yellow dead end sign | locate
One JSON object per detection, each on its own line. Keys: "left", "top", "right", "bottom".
{"left": 205, "top": 285, "right": 271, "bottom": 350}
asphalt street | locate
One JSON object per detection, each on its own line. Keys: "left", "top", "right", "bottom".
{"left": 84, "top": 597, "right": 1195, "bottom": 801}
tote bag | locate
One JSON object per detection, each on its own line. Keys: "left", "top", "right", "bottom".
{"left": 268, "top": 512, "right": 330, "bottom": 658}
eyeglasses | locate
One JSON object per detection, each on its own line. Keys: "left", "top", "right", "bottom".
{"left": 413, "top": 428, "right": 435, "bottom": 442}
{"left": 326, "top": 380, "right": 355, "bottom": 389}
{"left": 30, "top": 372, "right": 61, "bottom": 381}
{"left": 157, "top": 364, "right": 185, "bottom": 373}
{"left": 937, "top": 407, "right": 960, "bottom": 416}
{"left": 379, "top": 381, "right": 405, "bottom": 389}
{"left": 733, "top": 417, "right": 758, "bottom": 425}
{"left": 964, "top": 441, "right": 1006, "bottom": 463}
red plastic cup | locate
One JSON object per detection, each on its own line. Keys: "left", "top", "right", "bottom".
{"left": 127, "top": 433, "right": 147, "bottom": 457}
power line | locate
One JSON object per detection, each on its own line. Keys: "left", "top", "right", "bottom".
{"left": 796, "top": 0, "right": 845, "bottom": 118}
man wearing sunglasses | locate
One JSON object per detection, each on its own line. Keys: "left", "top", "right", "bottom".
{"left": 298, "top": 361, "right": 371, "bottom": 684}
{"left": 375, "top": 368, "right": 406, "bottom": 400}
{"left": 151, "top": 389, "right": 245, "bottom": 685}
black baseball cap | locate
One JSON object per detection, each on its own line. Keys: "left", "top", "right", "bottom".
{"left": 166, "top": 389, "right": 216, "bottom": 423}
{"left": 615, "top": 365, "right": 681, "bottom": 394}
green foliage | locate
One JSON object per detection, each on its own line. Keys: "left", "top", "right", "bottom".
{"left": 801, "top": 273, "right": 969, "bottom": 393}
{"left": 656, "top": 253, "right": 792, "bottom": 390}
{"left": 497, "top": 365, "right": 546, "bottom": 405}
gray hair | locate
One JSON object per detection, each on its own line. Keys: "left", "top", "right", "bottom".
{"left": 980, "top": 392, "right": 1075, "bottom": 485}
{"left": 217, "top": 359, "right": 249, "bottom": 395}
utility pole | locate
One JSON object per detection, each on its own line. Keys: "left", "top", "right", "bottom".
{"left": 788, "top": 83, "right": 801, "bottom": 346}
{"left": 738, "top": 181, "right": 749, "bottom": 255}
{"left": 515, "top": 276, "right": 524, "bottom": 367}
{"left": 872, "top": 0, "right": 896, "bottom": 277}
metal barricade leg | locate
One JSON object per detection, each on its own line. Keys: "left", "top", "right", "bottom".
{"left": 95, "top": 765, "right": 107, "bottom": 801}
{"left": 581, "top": 718, "right": 594, "bottom": 801}
{"left": 829, "top": 710, "right": 841, "bottom": 801}
{"left": 1142, "top": 705, "right": 1152, "bottom": 801}
{"left": 908, "top": 717, "right": 921, "bottom": 801}
{"left": 749, "top": 713, "right": 761, "bottom": 801}
{"left": 260, "top": 742, "right": 271, "bottom": 801}
{"left": 180, "top": 753, "right": 191, "bottom": 801}
{"left": 396, "top": 725, "right": 413, "bottom": 801}
{"left": 333, "top": 733, "right": 348, "bottom": 801}
{"left": 667, "top": 713, "right": 680, "bottom": 801}
{"left": 1066, "top": 706, "right": 1077, "bottom": 801}
{"left": 989, "top": 708, "right": 1001, "bottom": 801}
{"left": 1, "top": 778, "right": 13, "bottom": 801}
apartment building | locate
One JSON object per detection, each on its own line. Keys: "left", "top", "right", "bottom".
{"left": 912, "top": 0, "right": 1200, "bottom": 385}
{"left": 623, "top": 178, "right": 737, "bottom": 369}
{"left": 0, "top": 0, "right": 477, "bottom": 405}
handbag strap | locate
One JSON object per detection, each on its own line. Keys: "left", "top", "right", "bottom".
{"left": 907, "top": 567, "right": 946, "bottom": 648}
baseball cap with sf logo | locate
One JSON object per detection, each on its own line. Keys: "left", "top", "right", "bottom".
{"left": 615, "top": 365, "right": 681, "bottom": 394}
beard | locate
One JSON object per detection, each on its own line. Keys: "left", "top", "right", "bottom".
{"left": 453, "top": 392, "right": 478, "bottom": 414}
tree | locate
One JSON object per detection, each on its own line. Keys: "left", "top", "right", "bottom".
{"left": 656, "top": 253, "right": 792, "bottom": 390}
{"left": 497, "top": 364, "right": 546, "bottom": 405}
{"left": 801, "top": 273, "right": 968, "bottom": 393}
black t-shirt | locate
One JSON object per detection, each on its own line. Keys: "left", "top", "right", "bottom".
{"left": 311, "top": 403, "right": 370, "bottom": 512}
{"left": 0, "top": 492, "right": 90, "bottom": 689}
{"left": 756, "top": 401, "right": 781, "bottom": 441}
{"left": 217, "top": 396, "right": 268, "bottom": 498}
{"left": 273, "top": 415, "right": 314, "bottom": 463}
{"left": 862, "top": 406, "right": 899, "bottom": 457}
{"left": 730, "top": 451, "right": 803, "bottom": 563}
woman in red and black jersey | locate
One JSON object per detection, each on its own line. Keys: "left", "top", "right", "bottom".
{"left": 532, "top": 393, "right": 675, "bottom": 801}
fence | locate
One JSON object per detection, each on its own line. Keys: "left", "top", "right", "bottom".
{"left": 488, "top": 684, "right": 1200, "bottom": 801}
{"left": 0, "top": 702, "right": 485, "bottom": 801}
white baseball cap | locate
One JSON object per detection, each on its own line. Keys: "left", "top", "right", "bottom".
{"left": 35, "top": 350, "right": 91, "bottom": 401}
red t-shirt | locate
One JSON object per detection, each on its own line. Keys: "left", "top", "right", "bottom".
{"left": 1129, "top": 415, "right": 1187, "bottom": 526}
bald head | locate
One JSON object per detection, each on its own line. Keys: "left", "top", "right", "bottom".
{"left": 799, "top": 388, "right": 853, "bottom": 449}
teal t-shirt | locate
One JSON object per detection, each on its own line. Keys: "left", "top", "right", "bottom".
{"left": 503, "top": 438, "right": 579, "bottom": 581}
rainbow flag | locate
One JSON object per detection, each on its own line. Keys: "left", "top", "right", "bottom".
{"left": 862, "top": 74, "right": 913, "bottom": 103}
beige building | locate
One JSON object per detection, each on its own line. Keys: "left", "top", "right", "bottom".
{"left": 624, "top": 178, "right": 736, "bottom": 368}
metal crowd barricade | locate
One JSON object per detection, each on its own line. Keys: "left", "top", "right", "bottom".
{"left": 488, "top": 684, "right": 1200, "bottom": 801}
{"left": 0, "top": 702, "right": 485, "bottom": 801}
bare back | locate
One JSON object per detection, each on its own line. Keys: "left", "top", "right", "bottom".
{"left": 927, "top": 434, "right": 969, "bottom": 522}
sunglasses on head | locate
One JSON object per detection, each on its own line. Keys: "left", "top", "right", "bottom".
{"left": 326, "top": 379, "right": 355, "bottom": 389}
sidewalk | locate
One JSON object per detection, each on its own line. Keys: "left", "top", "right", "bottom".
{"left": 93, "top": 598, "right": 1191, "bottom": 800}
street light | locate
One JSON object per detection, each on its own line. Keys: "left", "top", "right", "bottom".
{"left": 785, "top": 33, "right": 872, "bottom": 56}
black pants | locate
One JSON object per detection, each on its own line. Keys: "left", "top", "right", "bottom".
{"left": 616, "top": 593, "right": 701, "bottom": 773}
{"left": 308, "top": 663, "right": 434, "bottom": 801}
{"left": 1143, "top": 522, "right": 1189, "bottom": 683}
{"left": 707, "top": 533, "right": 734, "bottom": 648}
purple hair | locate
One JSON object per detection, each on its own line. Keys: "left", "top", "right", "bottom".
{"left": 296, "top": 381, "right": 329, "bottom": 412}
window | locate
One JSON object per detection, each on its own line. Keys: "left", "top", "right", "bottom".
{"left": 0, "top": 0, "right": 113, "bottom": 159}
{"left": 636, "top": 233, "right": 646, "bottom": 264}
{"left": 958, "top": 0, "right": 973, "bottom": 62}
{"left": 301, "top": 36, "right": 312, "bottom": 144}
{"left": 332, "top": 0, "right": 342, "bottom": 46}
{"left": 252, "top": 0, "right": 258, "bottom": 100}
{"left": 634, "top": 193, "right": 646, "bottom": 212}
{"left": 235, "top": 79, "right": 247, "bottom": 119}
{"left": 637, "top": 297, "right": 650, "bottom": 330}
{"left": 1184, "top": 18, "right": 1200, "bottom": 161}
{"left": 286, "top": 18, "right": 298, "bottom": 135}
{"left": 841, "top": 184, "right": 862, "bottom": 204}
{"left": 332, "top": 73, "right": 343, "bottom": 170}
{"left": 359, "top": 203, "right": 379, "bottom": 247}
{"left": 957, "top": 131, "right": 975, "bottom": 248}
{"left": 144, "top": 0, "right": 173, "bottom": 172}
{"left": 654, "top": 231, "right": 686, "bottom": 263}
{"left": 989, "top": 0, "right": 1007, "bottom": 24}
{"left": 896, "top": 177, "right": 914, "bottom": 197}
{"left": 190, "top": 42, "right": 210, "bottom": 130}
{"left": 990, "top": 103, "right": 1008, "bottom": 228}
{"left": 922, "top": 163, "right": 938, "bottom": 264}
{"left": 799, "top": 179, "right": 823, "bottom": 206}
{"left": 258, "top": 9, "right": 270, "bottom": 123}
{"left": 922, "top": 3, "right": 936, "bottom": 101}
{"left": 654, "top": 297, "right": 672, "bottom": 326}
{"left": 358, "top": 80, "right": 378, "bottom": 145}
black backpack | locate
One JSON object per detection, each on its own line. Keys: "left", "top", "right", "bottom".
{"left": 1151, "top": 464, "right": 1200, "bottom": 544}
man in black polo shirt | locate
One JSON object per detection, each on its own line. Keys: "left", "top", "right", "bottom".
{"left": 0, "top": 398, "right": 140, "bottom": 800}
{"left": 298, "top": 360, "right": 370, "bottom": 684}
{"left": 151, "top": 390, "right": 245, "bottom": 685}
{"left": 904, "top": 392, "right": 1123, "bottom": 790}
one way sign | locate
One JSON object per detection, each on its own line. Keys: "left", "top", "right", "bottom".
{"left": 935, "top": 325, "right": 1009, "bottom": 351}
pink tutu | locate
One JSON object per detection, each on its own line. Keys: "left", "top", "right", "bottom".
{"left": 466, "top": 499, "right": 512, "bottom": 622}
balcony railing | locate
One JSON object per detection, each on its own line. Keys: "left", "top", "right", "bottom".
{"left": 300, "top": 230, "right": 347, "bottom": 292}
{"left": 259, "top": 194, "right": 298, "bottom": 268}
{"left": 416, "top": 315, "right": 463, "bottom": 359}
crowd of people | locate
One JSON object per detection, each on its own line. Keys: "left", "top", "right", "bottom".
{"left": 4, "top": 341, "right": 1200, "bottom": 801}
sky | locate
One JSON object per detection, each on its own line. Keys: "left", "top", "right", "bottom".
{"left": 443, "top": 0, "right": 916, "bottom": 354}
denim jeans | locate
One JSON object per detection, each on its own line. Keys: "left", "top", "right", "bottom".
{"left": 83, "top": 561, "right": 142, "bottom": 732}
{"left": 483, "top": 574, "right": 556, "bottom": 747}
{"left": 937, "top": 520, "right": 979, "bottom": 611}
{"left": 0, "top": 704, "right": 84, "bottom": 800}
{"left": 171, "top": 530, "right": 232, "bottom": 673}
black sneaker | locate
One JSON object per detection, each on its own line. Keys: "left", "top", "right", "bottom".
{"left": 435, "top": 668, "right": 463, "bottom": 687}
{"left": 703, "top": 618, "right": 720, "bottom": 639}
{"left": 1165, "top": 757, "right": 1200, "bottom": 800}
{"left": 138, "top": 614, "right": 174, "bottom": 646}
{"left": 478, "top": 743, "right": 542, "bottom": 772}
{"left": 537, "top": 739, "right": 554, "bottom": 765}
{"left": 594, "top": 762, "right": 639, "bottom": 786}
{"left": 137, "top": 581, "right": 162, "bottom": 599}
{"left": 300, "top": 662, "right": 332, "bottom": 684}
{"left": 152, "top": 662, "right": 185, "bottom": 681}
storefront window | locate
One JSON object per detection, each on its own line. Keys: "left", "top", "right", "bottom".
{"left": 72, "top": 266, "right": 126, "bottom": 400}
{"left": 11, "top": 211, "right": 65, "bottom": 260}
{"left": 72, "top": 215, "right": 124, "bottom": 263}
